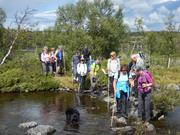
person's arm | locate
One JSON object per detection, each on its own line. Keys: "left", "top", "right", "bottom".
{"left": 117, "top": 58, "right": 120, "bottom": 69}
{"left": 113, "top": 79, "right": 117, "bottom": 97}
{"left": 41, "top": 53, "right": 46, "bottom": 63}
{"left": 84, "top": 64, "right": 87, "bottom": 74}
{"left": 128, "top": 72, "right": 134, "bottom": 88}
{"left": 77, "top": 64, "right": 80, "bottom": 74}
{"left": 142, "top": 73, "right": 153, "bottom": 88}
{"left": 107, "top": 59, "right": 110, "bottom": 72}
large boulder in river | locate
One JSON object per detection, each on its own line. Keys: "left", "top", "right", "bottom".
{"left": 18, "top": 121, "right": 38, "bottom": 129}
{"left": 165, "top": 83, "right": 180, "bottom": 91}
{"left": 27, "top": 125, "right": 56, "bottom": 135}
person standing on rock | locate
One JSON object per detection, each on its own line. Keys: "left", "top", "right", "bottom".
{"left": 90, "top": 58, "right": 106, "bottom": 92}
{"left": 77, "top": 57, "right": 87, "bottom": 92}
{"left": 113, "top": 65, "right": 133, "bottom": 118}
{"left": 136, "top": 67, "right": 153, "bottom": 122}
{"left": 107, "top": 51, "right": 120, "bottom": 97}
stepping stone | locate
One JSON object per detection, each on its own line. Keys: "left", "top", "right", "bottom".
{"left": 18, "top": 121, "right": 38, "bottom": 129}
{"left": 27, "top": 125, "right": 56, "bottom": 135}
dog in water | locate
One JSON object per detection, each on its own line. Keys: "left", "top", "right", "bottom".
{"left": 65, "top": 108, "right": 80, "bottom": 125}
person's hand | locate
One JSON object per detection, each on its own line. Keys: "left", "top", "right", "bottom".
{"left": 130, "top": 81, "right": 135, "bottom": 88}
{"left": 142, "top": 83, "right": 148, "bottom": 88}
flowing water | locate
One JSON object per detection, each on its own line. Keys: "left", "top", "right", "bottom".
{"left": 0, "top": 91, "right": 179, "bottom": 135}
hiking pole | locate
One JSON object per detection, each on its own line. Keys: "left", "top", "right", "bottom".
{"left": 110, "top": 99, "right": 116, "bottom": 127}
{"left": 107, "top": 76, "right": 110, "bottom": 112}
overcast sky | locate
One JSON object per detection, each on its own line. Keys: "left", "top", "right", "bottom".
{"left": 0, "top": 0, "right": 180, "bottom": 31}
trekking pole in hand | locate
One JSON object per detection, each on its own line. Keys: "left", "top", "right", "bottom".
{"left": 107, "top": 75, "right": 110, "bottom": 112}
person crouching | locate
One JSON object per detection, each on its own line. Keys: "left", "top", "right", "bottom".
{"left": 77, "top": 57, "right": 87, "bottom": 92}
{"left": 113, "top": 65, "right": 134, "bottom": 118}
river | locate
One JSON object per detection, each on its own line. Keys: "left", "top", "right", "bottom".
{"left": 0, "top": 92, "right": 179, "bottom": 135}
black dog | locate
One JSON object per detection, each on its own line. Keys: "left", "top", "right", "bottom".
{"left": 65, "top": 108, "right": 80, "bottom": 125}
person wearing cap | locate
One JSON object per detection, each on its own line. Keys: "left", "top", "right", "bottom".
{"left": 40, "top": 46, "right": 52, "bottom": 75}
{"left": 55, "top": 46, "right": 64, "bottom": 75}
{"left": 77, "top": 57, "right": 87, "bottom": 92}
{"left": 107, "top": 51, "right": 120, "bottom": 96}
{"left": 136, "top": 67, "right": 153, "bottom": 122}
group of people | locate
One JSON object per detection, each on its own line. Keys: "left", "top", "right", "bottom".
{"left": 40, "top": 46, "right": 153, "bottom": 122}
{"left": 72, "top": 49, "right": 153, "bottom": 122}
{"left": 40, "top": 46, "right": 64, "bottom": 75}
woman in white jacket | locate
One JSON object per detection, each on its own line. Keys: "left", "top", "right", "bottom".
{"left": 77, "top": 57, "right": 87, "bottom": 92}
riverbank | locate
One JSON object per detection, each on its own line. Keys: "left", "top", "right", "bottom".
{"left": 0, "top": 52, "right": 180, "bottom": 116}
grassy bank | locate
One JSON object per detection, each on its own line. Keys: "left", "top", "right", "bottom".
{"left": 0, "top": 52, "right": 60, "bottom": 92}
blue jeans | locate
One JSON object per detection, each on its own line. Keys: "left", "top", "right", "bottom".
{"left": 41, "top": 62, "right": 52, "bottom": 75}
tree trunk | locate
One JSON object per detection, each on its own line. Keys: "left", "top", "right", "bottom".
{"left": 0, "top": 32, "right": 19, "bottom": 65}
{"left": 167, "top": 56, "right": 171, "bottom": 68}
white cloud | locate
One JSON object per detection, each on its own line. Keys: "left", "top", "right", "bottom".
{"left": 33, "top": 10, "right": 57, "bottom": 20}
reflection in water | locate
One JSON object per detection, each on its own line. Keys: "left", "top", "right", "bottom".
{"left": 0, "top": 92, "right": 179, "bottom": 135}
{"left": 0, "top": 92, "right": 112, "bottom": 135}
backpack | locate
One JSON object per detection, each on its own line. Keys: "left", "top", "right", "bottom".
{"left": 38, "top": 52, "right": 42, "bottom": 62}
{"left": 116, "top": 71, "right": 131, "bottom": 99}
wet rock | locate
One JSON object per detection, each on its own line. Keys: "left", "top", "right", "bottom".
{"left": 129, "top": 96, "right": 136, "bottom": 102}
{"left": 112, "top": 116, "right": 127, "bottom": 126}
{"left": 111, "top": 126, "right": 134, "bottom": 134}
{"left": 144, "top": 122, "right": 156, "bottom": 135}
{"left": 133, "top": 101, "right": 138, "bottom": 107}
{"left": 165, "top": 83, "right": 180, "bottom": 91}
{"left": 158, "top": 115, "right": 165, "bottom": 120}
{"left": 101, "top": 91, "right": 108, "bottom": 96}
{"left": 103, "top": 96, "right": 114, "bottom": 103}
{"left": 27, "top": 125, "right": 56, "bottom": 135}
{"left": 18, "top": 121, "right": 38, "bottom": 129}
{"left": 129, "top": 109, "right": 138, "bottom": 119}
{"left": 152, "top": 110, "right": 159, "bottom": 119}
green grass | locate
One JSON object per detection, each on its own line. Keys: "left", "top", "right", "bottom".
{"left": 0, "top": 52, "right": 59, "bottom": 92}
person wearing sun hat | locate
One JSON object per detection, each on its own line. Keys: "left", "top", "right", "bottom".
{"left": 107, "top": 51, "right": 120, "bottom": 96}
{"left": 77, "top": 56, "right": 87, "bottom": 92}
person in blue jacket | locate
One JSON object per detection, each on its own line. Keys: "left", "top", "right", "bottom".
{"left": 113, "top": 65, "right": 134, "bottom": 117}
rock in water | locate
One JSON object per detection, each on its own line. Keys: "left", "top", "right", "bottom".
{"left": 111, "top": 126, "right": 134, "bottom": 134}
{"left": 112, "top": 116, "right": 127, "bottom": 126}
{"left": 27, "top": 125, "right": 56, "bottom": 135}
{"left": 144, "top": 122, "right": 156, "bottom": 135}
{"left": 103, "top": 96, "right": 114, "bottom": 103}
{"left": 18, "top": 121, "right": 38, "bottom": 129}
{"left": 158, "top": 115, "right": 165, "bottom": 120}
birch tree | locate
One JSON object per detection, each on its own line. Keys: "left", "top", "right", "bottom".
{"left": 0, "top": 8, "right": 35, "bottom": 65}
